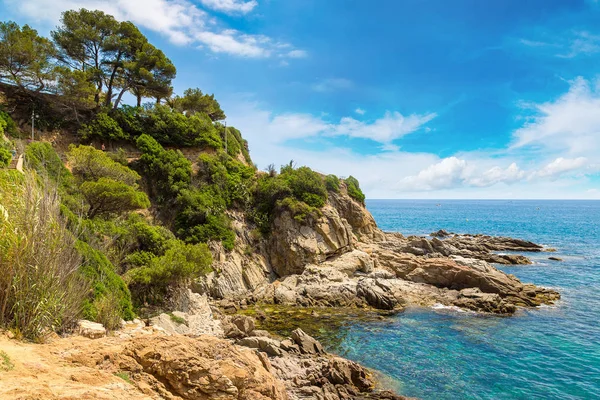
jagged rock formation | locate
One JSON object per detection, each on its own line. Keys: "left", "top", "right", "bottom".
{"left": 198, "top": 187, "right": 559, "bottom": 315}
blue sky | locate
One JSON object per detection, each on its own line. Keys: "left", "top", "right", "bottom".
{"left": 2, "top": 0, "right": 600, "bottom": 199}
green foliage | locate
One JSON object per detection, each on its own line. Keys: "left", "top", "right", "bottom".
{"left": 80, "top": 177, "right": 150, "bottom": 218}
{"left": 197, "top": 152, "right": 254, "bottom": 207}
{"left": 278, "top": 197, "right": 319, "bottom": 222}
{"left": 0, "top": 21, "right": 57, "bottom": 91}
{"left": 76, "top": 240, "right": 134, "bottom": 322}
{"left": 126, "top": 241, "right": 212, "bottom": 305}
{"left": 282, "top": 166, "right": 327, "bottom": 208}
{"left": 67, "top": 145, "right": 140, "bottom": 185}
{"left": 107, "top": 148, "right": 128, "bottom": 165}
{"left": 251, "top": 165, "right": 326, "bottom": 233}
{"left": 137, "top": 104, "right": 222, "bottom": 148}
{"left": 345, "top": 176, "right": 365, "bottom": 204}
{"left": 173, "top": 87, "right": 226, "bottom": 121}
{"left": 79, "top": 112, "right": 128, "bottom": 141}
{"left": 325, "top": 174, "right": 340, "bottom": 193}
{"left": 25, "top": 142, "right": 72, "bottom": 185}
{"left": 52, "top": 9, "right": 175, "bottom": 108}
{"left": 0, "top": 148, "right": 10, "bottom": 167}
{"left": 0, "top": 350, "right": 14, "bottom": 371}
{"left": 168, "top": 312, "right": 187, "bottom": 325}
{"left": 136, "top": 134, "right": 191, "bottom": 202}
{"left": 0, "top": 110, "right": 17, "bottom": 136}
{"left": 115, "top": 371, "right": 133, "bottom": 385}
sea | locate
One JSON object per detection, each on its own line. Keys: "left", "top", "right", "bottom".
{"left": 324, "top": 200, "right": 600, "bottom": 400}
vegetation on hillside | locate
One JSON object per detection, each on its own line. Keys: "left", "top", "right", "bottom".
{"left": 0, "top": 9, "right": 368, "bottom": 339}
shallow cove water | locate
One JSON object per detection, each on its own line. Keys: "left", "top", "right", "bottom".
{"left": 321, "top": 200, "right": 600, "bottom": 400}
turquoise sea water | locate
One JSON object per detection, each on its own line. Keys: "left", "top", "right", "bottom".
{"left": 327, "top": 200, "right": 600, "bottom": 400}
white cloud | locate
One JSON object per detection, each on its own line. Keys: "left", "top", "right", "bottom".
{"left": 534, "top": 157, "right": 588, "bottom": 179}
{"left": 355, "top": 108, "right": 366, "bottom": 115}
{"left": 333, "top": 111, "right": 437, "bottom": 142}
{"left": 520, "top": 31, "right": 600, "bottom": 58}
{"left": 512, "top": 77, "right": 600, "bottom": 156}
{"left": 311, "top": 78, "right": 354, "bottom": 92}
{"left": 286, "top": 50, "right": 308, "bottom": 58}
{"left": 6, "top": 0, "right": 305, "bottom": 59}
{"left": 400, "top": 157, "right": 468, "bottom": 191}
{"left": 199, "top": 0, "right": 257, "bottom": 14}
{"left": 467, "top": 163, "right": 525, "bottom": 187}
{"left": 196, "top": 31, "right": 271, "bottom": 57}
{"left": 232, "top": 106, "right": 435, "bottom": 144}
{"left": 223, "top": 99, "right": 599, "bottom": 199}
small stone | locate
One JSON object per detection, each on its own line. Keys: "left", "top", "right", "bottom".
{"left": 548, "top": 257, "right": 563, "bottom": 262}
{"left": 77, "top": 320, "right": 106, "bottom": 339}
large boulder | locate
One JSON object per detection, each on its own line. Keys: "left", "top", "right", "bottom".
{"left": 268, "top": 206, "right": 354, "bottom": 277}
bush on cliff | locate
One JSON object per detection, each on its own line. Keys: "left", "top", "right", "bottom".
{"left": 345, "top": 176, "right": 365, "bottom": 205}
{"left": 79, "top": 112, "right": 128, "bottom": 141}
{"left": 0, "top": 147, "right": 10, "bottom": 167}
{"left": 126, "top": 241, "right": 212, "bottom": 305}
{"left": 135, "top": 134, "right": 192, "bottom": 202}
{"left": 325, "top": 174, "right": 340, "bottom": 193}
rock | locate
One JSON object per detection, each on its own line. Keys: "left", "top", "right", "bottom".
{"left": 123, "top": 335, "right": 288, "bottom": 399}
{"left": 548, "top": 257, "right": 563, "bottom": 261}
{"left": 290, "top": 328, "right": 325, "bottom": 355}
{"left": 430, "top": 229, "right": 451, "bottom": 237}
{"left": 454, "top": 288, "right": 516, "bottom": 314}
{"left": 77, "top": 320, "right": 106, "bottom": 339}
{"left": 237, "top": 336, "right": 285, "bottom": 357}
{"left": 356, "top": 279, "right": 400, "bottom": 310}
{"left": 268, "top": 205, "right": 354, "bottom": 277}
{"left": 223, "top": 315, "right": 255, "bottom": 339}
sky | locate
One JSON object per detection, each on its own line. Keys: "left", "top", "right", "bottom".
{"left": 2, "top": 0, "right": 600, "bottom": 199}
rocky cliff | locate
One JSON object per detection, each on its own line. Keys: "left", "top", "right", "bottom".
{"left": 197, "top": 187, "right": 559, "bottom": 315}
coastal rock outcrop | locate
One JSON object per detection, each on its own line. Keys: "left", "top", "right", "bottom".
{"left": 196, "top": 188, "right": 559, "bottom": 315}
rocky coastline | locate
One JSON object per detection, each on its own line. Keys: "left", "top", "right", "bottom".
{"left": 0, "top": 187, "right": 560, "bottom": 400}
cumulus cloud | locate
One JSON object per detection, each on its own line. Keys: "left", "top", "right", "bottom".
{"left": 468, "top": 163, "right": 526, "bottom": 187}
{"left": 512, "top": 77, "right": 600, "bottom": 156}
{"left": 399, "top": 157, "right": 469, "bottom": 191}
{"left": 355, "top": 108, "right": 366, "bottom": 115}
{"left": 534, "top": 157, "right": 588, "bottom": 179}
{"left": 5, "top": 0, "right": 305, "bottom": 59}
{"left": 199, "top": 0, "right": 257, "bottom": 14}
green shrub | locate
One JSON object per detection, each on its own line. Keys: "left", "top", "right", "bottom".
{"left": 24, "top": 142, "right": 72, "bottom": 185}
{"left": 345, "top": 176, "right": 365, "bottom": 204}
{"left": 325, "top": 174, "right": 340, "bottom": 193}
{"left": 80, "top": 177, "right": 150, "bottom": 218}
{"left": 278, "top": 197, "right": 319, "bottom": 222}
{"left": 136, "top": 134, "right": 192, "bottom": 202}
{"left": 67, "top": 145, "right": 140, "bottom": 186}
{"left": 126, "top": 241, "right": 212, "bottom": 305}
{"left": 79, "top": 112, "right": 128, "bottom": 141}
{"left": 0, "top": 148, "right": 11, "bottom": 167}
{"left": 282, "top": 166, "right": 327, "bottom": 208}
{"left": 137, "top": 104, "right": 223, "bottom": 148}
{"left": 76, "top": 240, "right": 134, "bottom": 322}
{"left": 108, "top": 148, "right": 128, "bottom": 165}
{"left": 0, "top": 110, "right": 18, "bottom": 137}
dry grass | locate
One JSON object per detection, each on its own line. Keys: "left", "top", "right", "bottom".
{"left": 0, "top": 171, "right": 88, "bottom": 341}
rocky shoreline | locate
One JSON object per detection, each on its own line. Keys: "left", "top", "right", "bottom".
{"left": 0, "top": 187, "right": 561, "bottom": 399}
